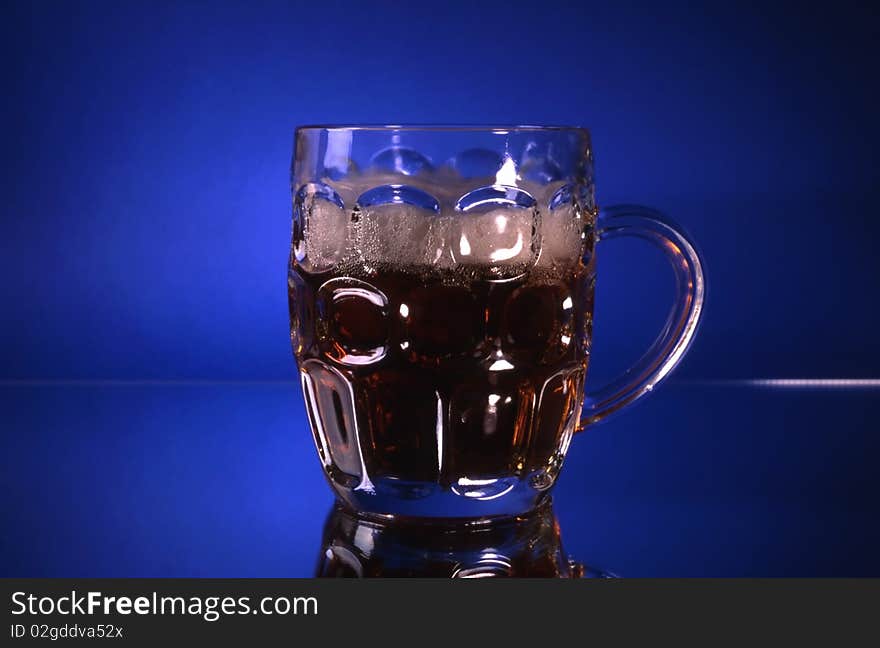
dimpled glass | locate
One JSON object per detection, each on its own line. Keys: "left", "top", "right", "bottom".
{"left": 288, "top": 125, "right": 704, "bottom": 520}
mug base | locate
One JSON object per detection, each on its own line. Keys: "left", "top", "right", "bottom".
{"left": 328, "top": 474, "right": 555, "bottom": 522}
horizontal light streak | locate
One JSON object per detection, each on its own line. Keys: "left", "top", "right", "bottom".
{"left": 744, "top": 379, "right": 880, "bottom": 388}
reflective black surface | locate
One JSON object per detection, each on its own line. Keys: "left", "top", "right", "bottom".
{"left": 2, "top": 382, "right": 878, "bottom": 576}
{"left": 316, "top": 500, "right": 601, "bottom": 578}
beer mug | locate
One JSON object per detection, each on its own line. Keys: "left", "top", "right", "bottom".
{"left": 288, "top": 125, "right": 704, "bottom": 519}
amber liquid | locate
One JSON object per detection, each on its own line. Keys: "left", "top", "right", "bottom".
{"left": 289, "top": 259, "right": 593, "bottom": 514}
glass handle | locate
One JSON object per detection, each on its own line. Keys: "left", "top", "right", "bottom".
{"left": 580, "top": 205, "right": 706, "bottom": 428}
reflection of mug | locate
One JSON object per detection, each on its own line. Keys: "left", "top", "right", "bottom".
{"left": 316, "top": 500, "right": 607, "bottom": 578}
{"left": 289, "top": 125, "right": 705, "bottom": 519}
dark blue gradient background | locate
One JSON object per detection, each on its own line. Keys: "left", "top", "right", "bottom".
{"left": 1, "top": 0, "right": 878, "bottom": 576}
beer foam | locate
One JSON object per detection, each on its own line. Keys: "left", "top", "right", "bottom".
{"left": 301, "top": 198, "right": 349, "bottom": 272}
{"left": 357, "top": 202, "right": 439, "bottom": 267}
{"left": 541, "top": 202, "right": 586, "bottom": 268}
{"left": 451, "top": 206, "right": 538, "bottom": 273}
{"left": 300, "top": 170, "right": 588, "bottom": 279}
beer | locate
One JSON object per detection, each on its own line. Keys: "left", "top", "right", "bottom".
{"left": 288, "top": 186, "right": 594, "bottom": 517}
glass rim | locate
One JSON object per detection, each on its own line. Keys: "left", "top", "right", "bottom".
{"left": 294, "top": 123, "right": 590, "bottom": 135}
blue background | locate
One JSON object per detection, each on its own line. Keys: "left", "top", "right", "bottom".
{"left": 2, "top": 0, "right": 878, "bottom": 576}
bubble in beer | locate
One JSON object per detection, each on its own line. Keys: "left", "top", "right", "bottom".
{"left": 355, "top": 185, "right": 442, "bottom": 267}
{"left": 452, "top": 185, "right": 539, "bottom": 278}
{"left": 541, "top": 184, "right": 586, "bottom": 269}
{"left": 292, "top": 183, "right": 348, "bottom": 273}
